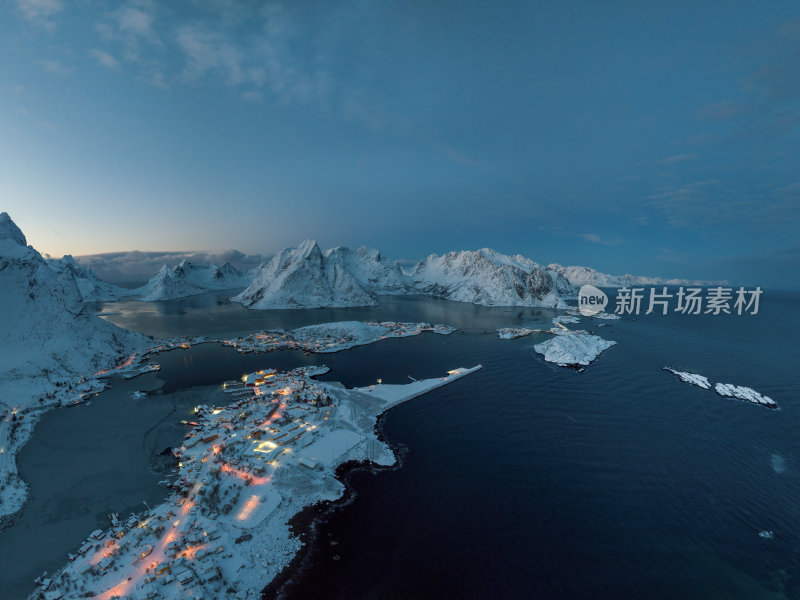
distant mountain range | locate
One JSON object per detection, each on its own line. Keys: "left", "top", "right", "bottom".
{"left": 134, "top": 260, "right": 251, "bottom": 301}
{"left": 49, "top": 238, "right": 725, "bottom": 308}
{"left": 546, "top": 264, "right": 727, "bottom": 288}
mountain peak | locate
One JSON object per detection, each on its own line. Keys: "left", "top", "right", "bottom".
{"left": 0, "top": 212, "right": 27, "bottom": 246}
{"left": 295, "top": 239, "right": 323, "bottom": 259}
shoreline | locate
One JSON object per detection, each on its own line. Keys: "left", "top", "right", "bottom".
{"left": 30, "top": 366, "right": 481, "bottom": 599}
{"left": 0, "top": 321, "right": 455, "bottom": 521}
{"left": 261, "top": 409, "right": 406, "bottom": 599}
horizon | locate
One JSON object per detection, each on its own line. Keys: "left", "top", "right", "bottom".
{"left": 2, "top": 1, "right": 799, "bottom": 289}
{"left": 4, "top": 210, "right": 795, "bottom": 289}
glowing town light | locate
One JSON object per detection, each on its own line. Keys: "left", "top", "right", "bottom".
{"left": 254, "top": 440, "right": 278, "bottom": 453}
{"left": 237, "top": 495, "right": 260, "bottom": 521}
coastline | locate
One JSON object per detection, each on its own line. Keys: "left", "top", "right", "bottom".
{"left": 29, "top": 366, "right": 481, "bottom": 599}
{"left": 262, "top": 410, "right": 407, "bottom": 599}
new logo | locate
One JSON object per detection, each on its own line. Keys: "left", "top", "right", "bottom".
{"left": 578, "top": 284, "right": 608, "bottom": 316}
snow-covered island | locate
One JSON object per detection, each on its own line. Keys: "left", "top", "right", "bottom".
{"left": 533, "top": 329, "right": 617, "bottom": 368}
{"left": 662, "top": 367, "right": 712, "bottom": 390}
{"left": 498, "top": 315, "right": 616, "bottom": 369}
{"left": 30, "top": 364, "right": 481, "bottom": 600}
{"left": 496, "top": 327, "right": 548, "bottom": 340}
{"left": 224, "top": 321, "right": 455, "bottom": 354}
{"left": 714, "top": 383, "right": 777, "bottom": 409}
{"left": 662, "top": 367, "right": 778, "bottom": 409}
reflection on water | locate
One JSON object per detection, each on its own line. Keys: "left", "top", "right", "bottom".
{"left": 96, "top": 292, "right": 560, "bottom": 338}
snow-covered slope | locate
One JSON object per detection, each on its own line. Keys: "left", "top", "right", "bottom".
{"left": 325, "top": 245, "right": 409, "bottom": 294}
{"left": 47, "top": 254, "right": 135, "bottom": 302}
{"left": 410, "top": 249, "right": 572, "bottom": 308}
{"left": 548, "top": 264, "right": 726, "bottom": 288}
{"left": 0, "top": 213, "right": 152, "bottom": 516}
{"left": 533, "top": 329, "right": 616, "bottom": 366}
{"left": 136, "top": 260, "right": 250, "bottom": 301}
{"left": 0, "top": 213, "right": 150, "bottom": 407}
{"left": 233, "top": 240, "right": 377, "bottom": 309}
{"left": 236, "top": 243, "right": 575, "bottom": 310}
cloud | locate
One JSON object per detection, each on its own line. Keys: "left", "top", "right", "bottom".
{"left": 16, "top": 0, "right": 62, "bottom": 26}
{"left": 696, "top": 100, "right": 746, "bottom": 121}
{"left": 117, "top": 5, "right": 154, "bottom": 38}
{"left": 656, "top": 247, "right": 688, "bottom": 263}
{"left": 176, "top": 25, "right": 245, "bottom": 85}
{"left": 242, "top": 90, "right": 263, "bottom": 102}
{"left": 579, "top": 233, "right": 624, "bottom": 246}
{"left": 73, "top": 249, "right": 269, "bottom": 284}
{"left": 658, "top": 153, "right": 697, "bottom": 165}
{"left": 644, "top": 180, "right": 720, "bottom": 227}
{"left": 90, "top": 48, "right": 119, "bottom": 69}
{"left": 695, "top": 19, "right": 800, "bottom": 140}
{"left": 36, "top": 58, "right": 72, "bottom": 75}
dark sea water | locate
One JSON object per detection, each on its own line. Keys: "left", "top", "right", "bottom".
{"left": 1, "top": 292, "right": 797, "bottom": 599}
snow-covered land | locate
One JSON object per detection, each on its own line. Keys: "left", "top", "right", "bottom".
{"left": 548, "top": 263, "right": 727, "bottom": 288}
{"left": 662, "top": 367, "right": 712, "bottom": 389}
{"left": 498, "top": 314, "right": 616, "bottom": 368}
{"left": 408, "top": 248, "right": 572, "bottom": 308}
{"left": 224, "top": 321, "right": 455, "bottom": 354}
{"left": 233, "top": 240, "right": 379, "bottom": 309}
{"left": 47, "top": 255, "right": 136, "bottom": 302}
{"left": 496, "top": 327, "right": 553, "bottom": 340}
{"left": 33, "top": 364, "right": 481, "bottom": 600}
{"left": 662, "top": 366, "right": 778, "bottom": 409}
{"left": 235, "top": 241, "right": 575, "bottom": 310}
{"left": 714, "top": 383, "right": 778, "bottom": 409}
{"left": 137, "top": 260, "right": 250, "bottom": 302}
{"left": 0, "top": 213, "right": 152, "bottom": 517}
{"left": 533, "top": 329, "right": 616, "bottom": 367}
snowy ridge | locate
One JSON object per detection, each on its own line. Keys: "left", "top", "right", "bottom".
{"left": 0, "top": 213, "right": 152, "bottom": 516}
{"left": 47, "top": 255, "right": 135, "bottom": 302}
{"left": 235, "top": 241, "right": 575, "bottom": 310}
{"left": 548, "top": 263, "right": 727, "bottom": 288}
{"left": 233, "top": 240, "right": 377, "bottom": 309}
{"left": 410, "top": 249, "right": 572, "bottom": 308}
{"left": 325, "top": 245, "right": 409, "bottom": 294}
{"left": 136, "top": 260, "right": 250, "bottom": 301}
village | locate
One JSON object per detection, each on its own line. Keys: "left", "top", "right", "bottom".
{"left": 29, "top": 358, "right": 481, "bottom": 600}
{"left": 222, "top": 321, "right": 456, "bottom": 354}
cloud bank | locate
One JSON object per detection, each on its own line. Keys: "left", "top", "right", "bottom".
{"left": 70, "top": 249, "right": 269, "bottom": 285}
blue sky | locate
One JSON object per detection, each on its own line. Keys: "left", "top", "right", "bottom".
{"left": 2, "top": 1, "right": 799, "bottom": 287}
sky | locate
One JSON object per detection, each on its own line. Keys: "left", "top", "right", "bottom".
{"left": 1, "top": 1, "right": 799, "bottom": 288}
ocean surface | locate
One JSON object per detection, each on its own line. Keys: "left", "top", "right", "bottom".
{"left": 0, "top": 291, "right": 797, "bottom": 599}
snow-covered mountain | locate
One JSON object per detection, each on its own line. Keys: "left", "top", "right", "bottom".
{"left": 410, "top": 249, "right": 572, "bottom": 308}
{"left": 47, "top": 255, "right": 135, "bottom": 302}
{"left": 547, "top": 264, "right": 727, "bottom": 288}
{"left": 136, "top": 260, "right": 250, "bottom": 301}
{"left": 0, "top": 213, "right": 150, "bottom": 410}
{"left": 235, "top": 242, "right": 575, "bottom": 310}
{"left": 233, "top": 240, "right": 377, "bottom": 309}
{"left": 325, "top": 245, "right": 409, "bottom": 294}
